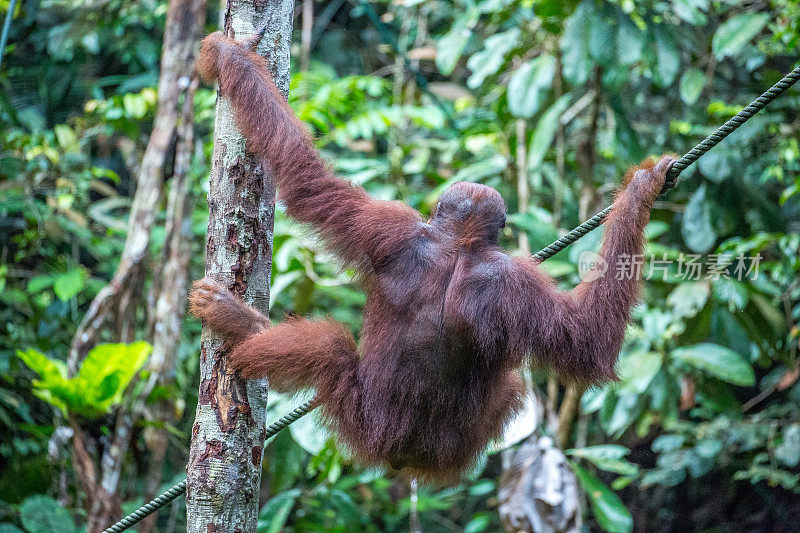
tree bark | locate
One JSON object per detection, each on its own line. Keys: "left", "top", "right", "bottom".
{"left": 79, "top": 1, "right": 207, "bottom": 529}
{"left": 185, "top": 2, "right": 294, "bottom": 531}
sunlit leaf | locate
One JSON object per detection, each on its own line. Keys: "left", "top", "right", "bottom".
{"left": 53, "top": 269, "right": 85, "bottom": 301}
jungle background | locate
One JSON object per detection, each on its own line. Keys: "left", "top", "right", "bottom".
{"left": 1, "top": 0, "right": 799, "bottom": 531}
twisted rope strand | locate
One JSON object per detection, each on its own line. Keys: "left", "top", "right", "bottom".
{"left": 104, "top": 63, "right": 800, "bottom": 532}
{"left": 532, "top": 63, "right": 800, "bottom": 262}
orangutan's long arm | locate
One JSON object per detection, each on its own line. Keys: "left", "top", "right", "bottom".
{"left": 197, "top": 32, "right": 422, "bottom": 271}
{"left": 498, "top": 157, "right": 674, "bottom": 384}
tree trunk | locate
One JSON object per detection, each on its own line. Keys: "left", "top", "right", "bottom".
{"left": 185, "top": 2, "right": 294, "bottom": 531}
{"left": 63, "top": 1, "right": 207, "bottom": 530}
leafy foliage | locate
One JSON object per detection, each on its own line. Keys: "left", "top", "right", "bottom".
{"left": 17, "top": 342, "right": 151, "bottom": 417}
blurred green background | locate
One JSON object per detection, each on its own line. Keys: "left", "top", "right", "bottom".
{"left": 1, "top": 0, "right": 799, "bottom": 531}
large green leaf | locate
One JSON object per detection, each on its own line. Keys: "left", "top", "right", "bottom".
{"left": 256, "top": 489, "right": 301, "bottom": 533}
{"left": 19, "top": 495, "right": 77, "bottom": 533}
{"left": 16, "top": 349, "right": 67, "bottom": 387}
{"left": 616, "top": 14, "right": 644, "bottom": 65}
{"left": 77, "top": 342, "right": 151, "bottom": 410}
{"left": 53, "top": 270, "right": 85, "bottom": 301}
{"left": 506, "top": 54, "right": 556, "bottom": 118}
{"left": 526, "top": 95, "right": 572, "bottom": 171}
{"left": 653, "top": 26, "right": 679, "bottom": 87}
{"left": 712, "top": 13, "right": 769, "bottom": 59}
{"left": 679, "top": 68, "right": 705, "bottom": 105}
{"left": 435, "top": 12, "right": 477, "bottom": 76}
{"left": 617, "top": 350, "right": 663, "bottom": 393}
{"left": 18, "top": 343, "right": 150, "bottom": 417}
{"left": 681, "top": 184, "right": 717, "bottom": 253}
{"left": 560, "top": 0, "right": 595, "bottom": 84}
{"left": 466, "top": 29, "right": 520, "bottom": 89}
{"left": 571, "top": 462, "right": 633, "bottom": 533}
{"left": 671, "top": 343, "right": 755, "bottom": 386}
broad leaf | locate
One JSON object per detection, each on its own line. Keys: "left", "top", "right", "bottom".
{"left": 527, "top": 95, "right": 572, "bottom": 170}
{"left": 568, "top": 445, "right": 639, "bottom": 476}
{"left": 53, "top": 270, "right": 85, "bottom": 301}
{"left": 561, "top": 0, "right": 595, "bottom": 84}
{"left": 466, "top": 29, "right": 520, "bottom": 89}
{"left": 77, "top": 342, "right": 151, "bottom": 410}
{"left": 256, "top": 489, "right": 301, "bottom": 533}
{"left": 671, "top": 343, "right": 755, "bottom": 386}
{"left": 679, "top": 68, "right": 705, "bottom": 104}
{"left": 507, "top": 55, "right": 555, "bottom": 118}
{"left": 571, "top": 462, "right": 633, "bottom": 533}
{"left": 20, "top": 495, "right": 77, "bottom": 533}
{"left": 617, "top": 350, "right": 663, "bottom": 393}
{"left": 435, "top": 13, "right": 476, "bottom": 75}
{"left": 681, "top": 184, "right": 716, "bottom": 253}
{"left": 712, "top": 13, "right": 769, "bottom": 59}
{"left": 653, "top": 26, "right": 679, "bottom": 87}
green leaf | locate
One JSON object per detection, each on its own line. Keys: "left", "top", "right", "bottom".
{"left": 54, "top": 124, "right": 79, "bottom": 152}
{"left": 256, "top": 489, "right": 301, "bottom": 533}
{"left": 53, "top": 270, "right": 85, "bottom": 301}
{"left": 527, "top": 95, "right": 572, "bottom": 170}
{"left": 776, "top": 424, "right": 800, "bottom": 467}
{"left": 571, "top": 462, "right": 633, "bottom": 533}
{"left": 16, "top": 349, "right": 67, "bottom": 386}
{"left": 568, "top": 445, "right": 639, "bottom": 476}
{"left": 616, "top": 15, "right": 644, "bottom": 65}
{"left": 617, "top": 350, "right": 662, "bottom": 393}
{"left": 435, "top": 14, "right": 476, "bottom": 75}
{"left": 27, "top": 275, "right": 55, "bottom": 294}
{"left": 0, "top": 524, "right": 25, "bottom": 533}
{"left": 653, "top": 26, "right": 679, "bottom": 87}
{"left": 679, "top": 68, "right": 705, "bottom": 105}
{"left": 20, "top": 495, "right": 76, "bottom": 533}
{"left": 464, "top": 512, "right": 491, "bottom": 533}
{"left": 466, "top": 29, "right": 520, "bottom": 89}
{"left": 671, "top": 343, "right": 755, "bottom": 386}
{"left": 561, "top": 0, "right": 595, "bottom": 84}
{"left": 507, "top": 55, "right": 556, "bottom": 118}
{"left": 696, "top": 151, "right": 732, "bottom": 182}
{"left": 681, "top": 184, "right": 716, "bottom": 253}
{"left": 667, "top": 281, "right": 710, "bottom": 318}
{"left": 122, "top": 93, "right": 147, "bottom": 119}
{"left": 77, "top": 342, "right": 151, "bottom": 410}
{"left": 712, "top": 13, "right": 769, "bottom": 59}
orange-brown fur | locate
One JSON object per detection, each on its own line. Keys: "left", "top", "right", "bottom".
{"left": 190, "top": 31, "right": 675, "bottom": 481}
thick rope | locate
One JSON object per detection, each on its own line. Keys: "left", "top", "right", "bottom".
{"left": 532, "top": 63, "right": 800, "bottom": 262}
{"left": 102, "top": 397, "right": 319, "bottom": 533}
{"left": 104, "top": 63, "right": 800, "bottom": 532}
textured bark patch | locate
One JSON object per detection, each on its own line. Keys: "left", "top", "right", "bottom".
{"left": 251, "top": 446, "right": 262, "bottom": 466}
